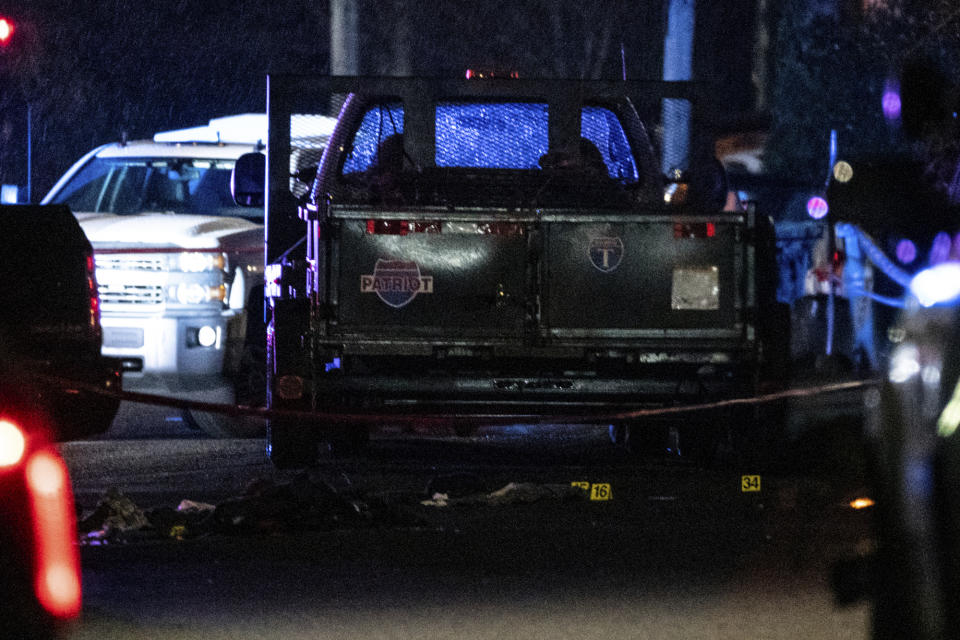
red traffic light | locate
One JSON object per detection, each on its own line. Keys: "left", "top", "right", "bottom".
{"left": 0, "top": 17, "right": 13, "bottom": 45}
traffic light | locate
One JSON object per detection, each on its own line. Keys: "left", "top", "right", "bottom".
{"left": 0, "top": 17, "right": 13, "bottom": 46}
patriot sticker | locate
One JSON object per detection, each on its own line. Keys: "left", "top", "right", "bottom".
{"left": 588, "top": 237, "right": 624, "bottom": 272}
{"left": 361, "top": 259, "right": 434, "bottom": 308}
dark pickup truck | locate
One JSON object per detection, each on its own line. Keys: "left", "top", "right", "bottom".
{"left": 239, "top": 76, "right": 782, "bottom": 467}
{"left": 0, "top": 204, "right": 123, "bottom": 440}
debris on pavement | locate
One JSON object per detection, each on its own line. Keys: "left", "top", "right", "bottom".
{"left": 420, "top": 481, "right": 585, "bottom": 508}
{"left": 78, "top": 471, "right": 430, "bottom": 543}
{"left": 209, "top": 473, "right": 365, "bottom": 535}
{"left": 77, "top": 475, "right": 591, "bottom": 542}
{"left": 78, "top": 488, "right": 152, "bottom": 544}
{"left": 484, "top": 482, "right": 582, "bottom": 506}
{"left": 177, "top": 499, "right": 216, "bottom": 514}
{"left": 421, "top": 493, "right": 451, "bottom": 507}
{"left": 424, "top": 472, "right": 488, "bottom": 498}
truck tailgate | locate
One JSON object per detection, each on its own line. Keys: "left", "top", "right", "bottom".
{"left": 542, "top": 213, "right": 745, "bottom": 338}
{"left": 331, "top": 210, "right": 530, "bottom": 337}
{"left": 327, "top": 207, "right": 750, "bottom": 345}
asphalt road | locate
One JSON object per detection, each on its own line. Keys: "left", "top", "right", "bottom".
{"left": 55, "top": 398, "right": 875, "bottom": 640}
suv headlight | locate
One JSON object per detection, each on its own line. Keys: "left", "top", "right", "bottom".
{"left": 166, "top": 251, "right": 229, "bottom": 306}
{"left": 178, "top": 252, "right": 227, "bottom": 273}
{"left": 171, "top": 283, "right": 227, "bottom": 305}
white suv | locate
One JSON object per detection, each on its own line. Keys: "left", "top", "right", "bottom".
{"left": 41, "top": 114, "right": 333, "bottom": 436}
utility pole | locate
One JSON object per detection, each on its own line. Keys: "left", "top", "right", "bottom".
{"left": 330, "top": 0, "right": 359, "bottom": 76}
{"left": 661, "top": 0, "right": 695, "bottom": 174}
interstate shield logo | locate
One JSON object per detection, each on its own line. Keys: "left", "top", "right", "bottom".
{"left": 360, "top": 259, "right": 434, "bottom": 308}
{"left": 588, "top": 237, "right": 624, "bottom": 273}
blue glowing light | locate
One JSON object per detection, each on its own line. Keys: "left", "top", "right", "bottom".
{"left": 806, "top": 196, "right": 829, "bottom": 220}
{"left": 931, "top": 231, "right": 952, "bottom": 264}
{"left": 0, "top": 184, "right": 18, "bottom": 204}
{"left": 896, "top": 239, "right": 917, "bottom": 264}
{"left": 910, "top": 262, "right": 960, "bottom": 307}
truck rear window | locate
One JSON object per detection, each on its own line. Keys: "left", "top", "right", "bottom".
{"left": 436, "top": 102, "right": 548, "bottom": 169}
{"left": 342, "top": 104, "right": 404, "bottom": 175}
{"left": 341, "top": 101, "right": 638, "bottom": 181}
{"left": 581, "top": 106, "right": 639, "bottom": 182}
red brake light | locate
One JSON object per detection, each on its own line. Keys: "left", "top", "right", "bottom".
{"left": 0, "top": 419, "right": 26, "bottom": 467}
{"left": 26, "top": 449, "right": 82, "bottom": 619}
{"left": 367, "top": 219, "right": 409, "bottom": 235}
{"left": 674, "top": 222, "right": 719, "bottom": 239}
{"left": 366, "top": 220, "right": 441, "bottom": 235}
{"left": 0, "top": 17, "right": 13, "bottom": 46}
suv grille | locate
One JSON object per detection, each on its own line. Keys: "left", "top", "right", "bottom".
{"left": 98, "top": 283, "right": 164, "bottom": 306}
{"left": 95, "top": 256, "right": 164, "bottom": 271}
{"left": 95, "top": 254, "right": 166, "bottom": 306}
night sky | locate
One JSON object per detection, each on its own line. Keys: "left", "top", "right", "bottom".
{"left": 0, "top": 1, "right": 760, "bottom": 199}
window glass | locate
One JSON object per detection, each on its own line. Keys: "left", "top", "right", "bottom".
{"left": 342, "top": 103, "right": 404, "bottom": 175}
{"left": 581, "top": 106, "right": 639, "bottom": 182}
{"left": 435, "top": 102, "right": 548, "bottom": 169}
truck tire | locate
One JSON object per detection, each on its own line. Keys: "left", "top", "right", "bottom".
{"left": 186, "top": 343, "right": 266, "bottom": 438}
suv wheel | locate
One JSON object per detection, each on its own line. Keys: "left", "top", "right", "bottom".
{"left": 186, "top": 343, "right": 267, "bottom": 439}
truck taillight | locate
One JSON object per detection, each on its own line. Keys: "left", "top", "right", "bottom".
{"left": 673, "top": 222, "right": 716, "bottom": 239}
{"left": 26, "top": 448, "right": 82, "bottom": 620}
{"left": 366, "top": 220, "right": 442, "bottom": 235}
{"left": 367, "top": 219, "right": 408, "bottom": 235}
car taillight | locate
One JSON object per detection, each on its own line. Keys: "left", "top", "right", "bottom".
{"left": 26, "top": 448, "right": 82, "bottom": 620}
{"left": 0, "top": 419, "right": 26, "bottom": 467}
{"left": 85, "top": 251, "right": 101, "bottom": 332}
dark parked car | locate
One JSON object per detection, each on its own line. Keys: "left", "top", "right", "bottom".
{"left": 0, "top": 205, "right": 124, "bottom": 440}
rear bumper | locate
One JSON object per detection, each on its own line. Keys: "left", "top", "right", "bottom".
{"left": 33, "top": 355, "right": 125, "bottom": 440}
{"left": 281, "top": 360, "right": 760, "bottom": 420}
